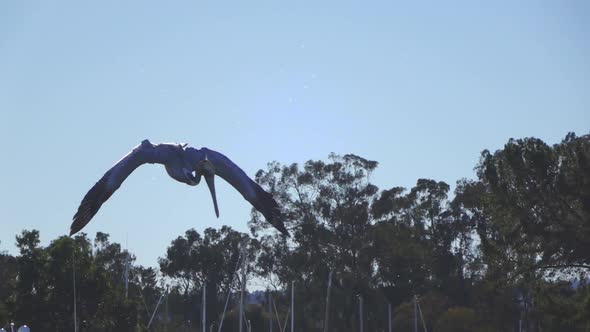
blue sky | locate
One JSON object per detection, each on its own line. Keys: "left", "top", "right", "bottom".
{"left": 1, "top": 1, "right": 588, "bottom": 268}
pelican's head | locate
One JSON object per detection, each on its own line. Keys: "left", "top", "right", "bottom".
{"left": 195, "top": 159, "right": 219, "bottom": 218}
{"left": 195, "top": 159, "right": 215, "bottom": 177}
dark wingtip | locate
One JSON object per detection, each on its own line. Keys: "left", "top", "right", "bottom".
{"left": 69, "top": 203, "right": 94, "bottom": 237}
{"left": 270, "top": 212, "right": 290, "bottom": 237}
{"left": 253, "top": 186, "right": 290, "bottom": 237}
{"left": 276, "top": 223, "right": 290, "bottom": 237}
{"left": 69, "top": 215, "right": 85, "bottom": 236}
{"left": 70, "top": 176, "right": 111, "bottom": 238}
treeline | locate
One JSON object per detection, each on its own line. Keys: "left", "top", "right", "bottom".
{"left": 1, "top": 133, "right": 589, "bottom": 331}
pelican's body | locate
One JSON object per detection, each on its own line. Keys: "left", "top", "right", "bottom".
{"left": 70, "top": 139, "right": 288, "bottom": 236}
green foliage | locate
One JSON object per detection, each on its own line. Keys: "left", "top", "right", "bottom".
{"left": 476, "top": 133, "right": 590, "bottom": 274}
{"left": 0, "top": 249, "right": 17, "bottom": 326}
{"left": 158, "top": 226, "right": 258, "bottom": 329}
{"left": 0, "top": 231, "right": 152, "bottom": 330}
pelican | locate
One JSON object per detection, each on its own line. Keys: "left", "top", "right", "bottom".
{"left": 70, "top": 139, "right": 289, "bottom": 236}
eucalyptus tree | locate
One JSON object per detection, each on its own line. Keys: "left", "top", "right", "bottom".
{"left": 251, "top": 154, "right": 383, "bottom": 330}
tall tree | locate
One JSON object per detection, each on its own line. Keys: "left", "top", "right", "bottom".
{"left": 13, "top": 230, "right": 51, "bottom": 329}
{"left": 252, "top": 154, "right": 381, "bottom": 331}
{"left": 0, "top": 243, "right": 17, "bottom": 326}
{"left": 477, "top": 133, "right": 590, "bottom": 274}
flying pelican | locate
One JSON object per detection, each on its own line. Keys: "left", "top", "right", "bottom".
{"left": 70, "top": 139, "right": 289, "bottom": 236}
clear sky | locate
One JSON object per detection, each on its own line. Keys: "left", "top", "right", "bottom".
{"left": 1, "top": 1, "right": 588, "bottom": 269}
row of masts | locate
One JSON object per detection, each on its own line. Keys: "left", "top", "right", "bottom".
{"left": 73, "top": 242, "right": 429, "bottom": 332}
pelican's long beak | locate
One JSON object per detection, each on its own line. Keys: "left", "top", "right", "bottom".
{"left": 198, "top": 159, "right": 219, "bottom": 218}
{"left": 205, "top": 174, "right": 219, "bottom": 218}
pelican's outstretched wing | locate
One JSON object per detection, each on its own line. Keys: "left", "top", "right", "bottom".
{"left": 70, "top": 140, "right": 190, "bottom": 235}
{"left": 186, "top": 147, "right": 289, "bottom": 236}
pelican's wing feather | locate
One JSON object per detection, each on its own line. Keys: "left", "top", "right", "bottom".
{"left": 70, "top": 141, "right": 173, "bottom": 235}
{"left": 194, "top": 148, "right": 289, "bottom": 236}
